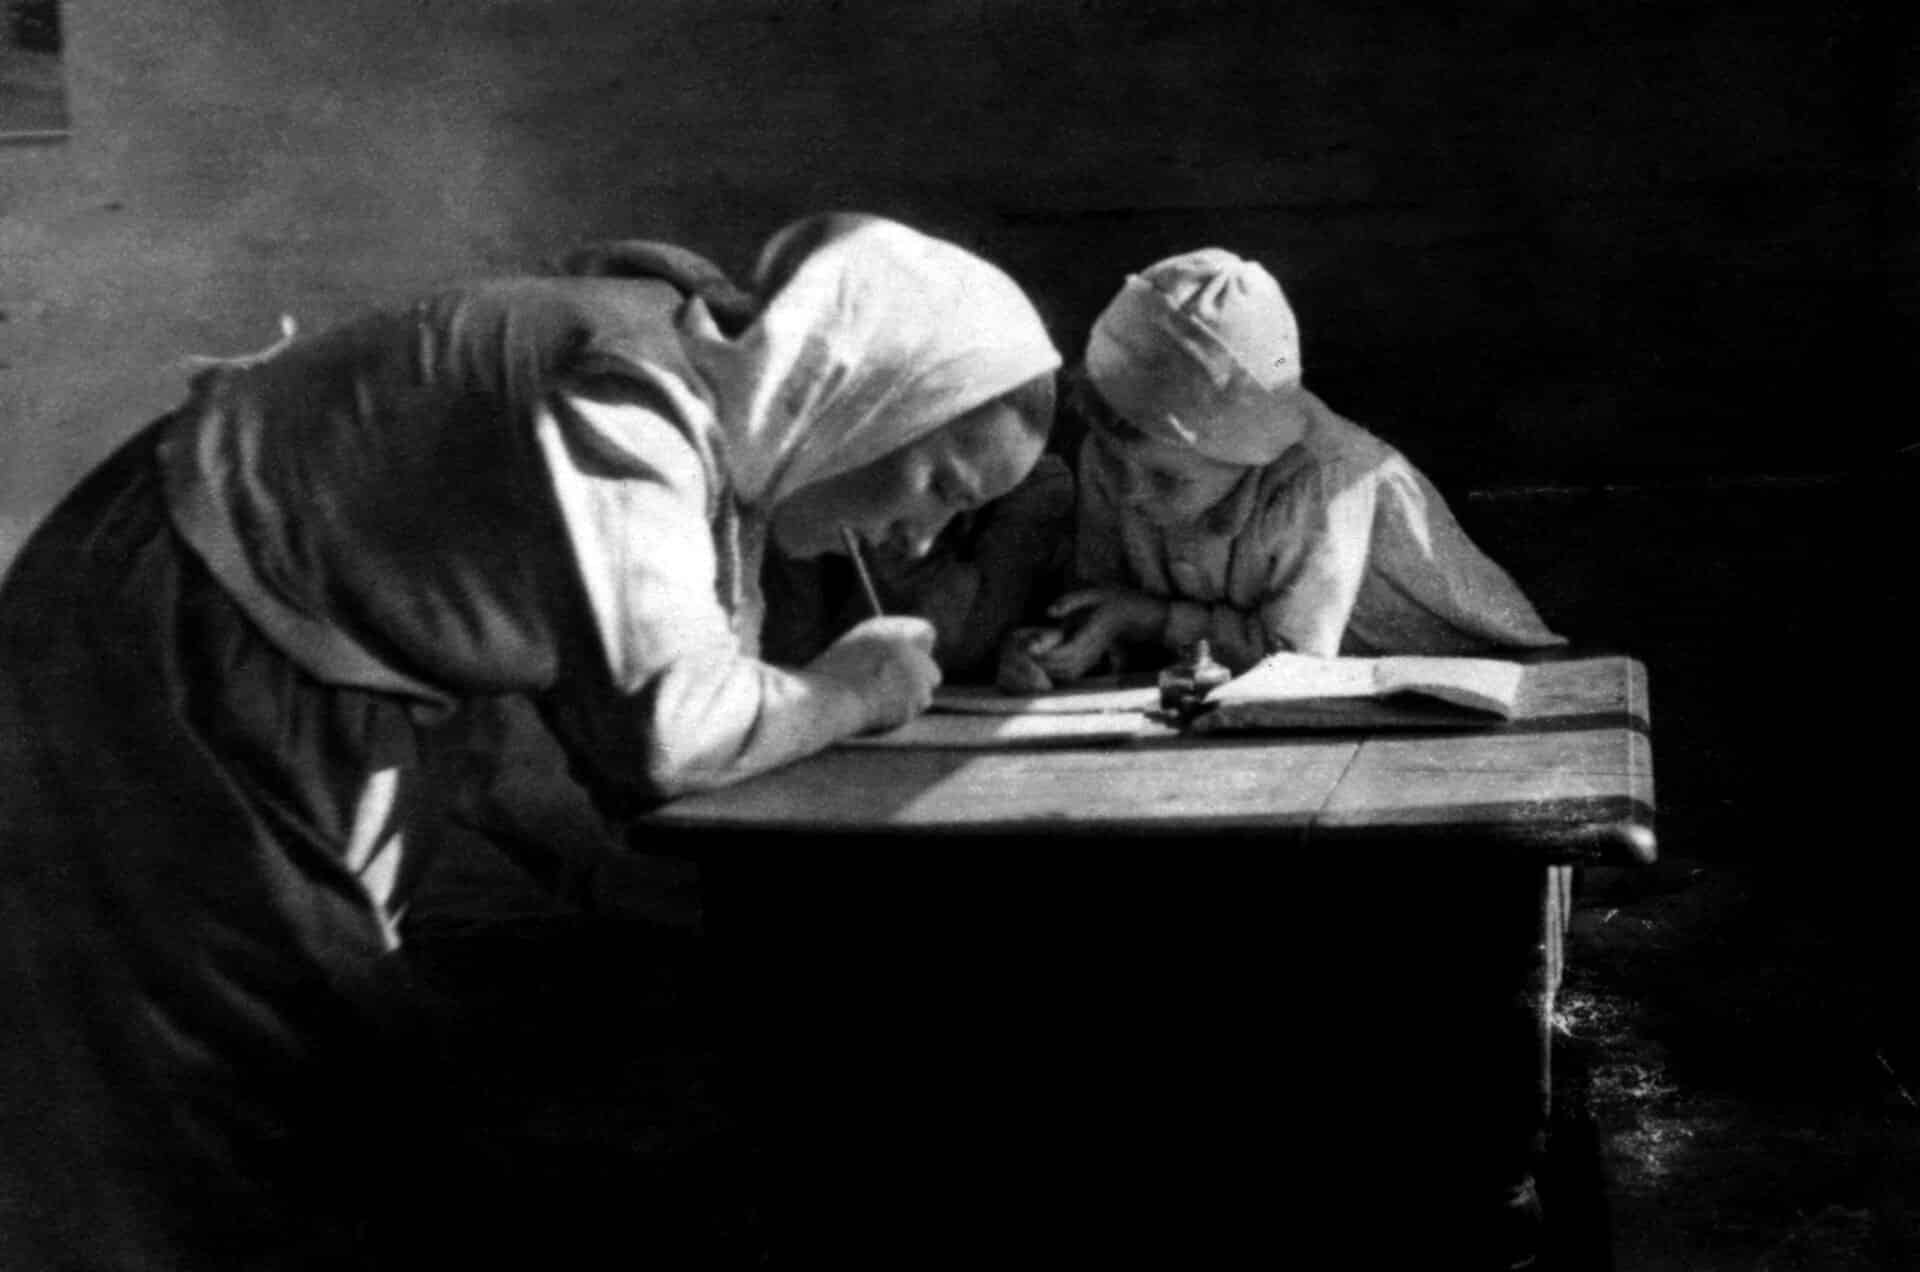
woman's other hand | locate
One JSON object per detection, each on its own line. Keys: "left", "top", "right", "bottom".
{"left": 1033, "top": 587, "right": 1168, "bottom": 681}
{"left": 806, "top": 615, "right": 942, "bottom": 732}
{"left": 995, "top": 626, "right": 1062, "bottom": 693}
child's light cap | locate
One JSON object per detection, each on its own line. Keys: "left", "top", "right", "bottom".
{"left": 1084, "top": 248, "right": 1308, "bottom": 465}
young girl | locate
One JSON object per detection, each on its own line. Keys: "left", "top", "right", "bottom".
{"left": 1004, "top": 247, "right": 1562, "bottom": 690}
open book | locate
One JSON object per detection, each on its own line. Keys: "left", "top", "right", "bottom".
{"left": 1191, "top": 653, "right": 1524, "bottom": 733}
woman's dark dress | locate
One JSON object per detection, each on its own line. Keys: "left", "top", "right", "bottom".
{"left": 0, "top": 280, "right": 701, "bottom": 1269}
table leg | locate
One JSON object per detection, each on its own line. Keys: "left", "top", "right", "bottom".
{"left": 1537, "top": 864, "right": 1574, "bottom": 1128}
{"left": 1416, "top": 860, "right": 1573, "bottom": 1270}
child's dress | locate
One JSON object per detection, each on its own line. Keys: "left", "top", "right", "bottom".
{"left": 1075, "top": 389, "right": 1566, "bottom": 668}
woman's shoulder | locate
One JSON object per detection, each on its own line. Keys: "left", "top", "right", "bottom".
{"left": 437, "top": 276, "right": 691, "bottom": 346}
{"left": 447, "top": 279, "right": 721, "bottom": 452}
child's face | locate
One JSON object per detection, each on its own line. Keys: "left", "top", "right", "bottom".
{"left": 1098, "top": 431, "right": 1246, "bottom": 529}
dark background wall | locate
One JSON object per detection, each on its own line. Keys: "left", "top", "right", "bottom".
{"left": 3, "top": 0, "right": 1915, "bottom": 853}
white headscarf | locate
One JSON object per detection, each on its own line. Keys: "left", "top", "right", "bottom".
{"left": 1085, "top": 248, "right": 1308, "bottom": 466}
{"left": 680, "top": 213, "right": 1062, "bottom": 509}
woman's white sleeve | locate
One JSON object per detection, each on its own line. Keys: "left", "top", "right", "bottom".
{"left": 535, "top": 389, "right": 864, "bottom": 803}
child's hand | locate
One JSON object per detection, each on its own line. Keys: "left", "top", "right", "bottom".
{"left": 1034, "top": 588, "right": 1168, "bottom": 682}
{"left": 996, "top": 626, "right": 1062, "bottom": 694}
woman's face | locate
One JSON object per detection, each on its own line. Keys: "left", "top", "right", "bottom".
{"left": 1097, "top": 431, "right": 1246, "bottom": 528}
{"left": 771, "top": 396, "right": 1047, "bottom": 560}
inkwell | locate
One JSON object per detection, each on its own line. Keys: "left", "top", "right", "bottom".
{"left": 1158, "top": 639, "right": 1231, "bottom": 724}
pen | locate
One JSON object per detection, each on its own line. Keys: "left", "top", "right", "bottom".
{"left": 840, "top": 525, "right": 885, "bottom": 617}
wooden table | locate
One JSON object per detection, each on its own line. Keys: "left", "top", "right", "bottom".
{"left": 644, "top": 654, "right": 1652, "bottom": 860}
{"left": 635, "top": 653, "right": 1654, "bottom": 1265}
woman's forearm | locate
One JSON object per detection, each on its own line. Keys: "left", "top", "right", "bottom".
{"left": 631, "top": 652, "right": 872, "bottom": 800}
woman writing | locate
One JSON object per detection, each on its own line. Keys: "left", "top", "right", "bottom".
{"left": 0, "top": 213, "right": 1059, "bottom": 1268}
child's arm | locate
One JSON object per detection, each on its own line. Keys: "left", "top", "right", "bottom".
{"left": 1035, "top": 585, "right": 1167, "bottom": 678}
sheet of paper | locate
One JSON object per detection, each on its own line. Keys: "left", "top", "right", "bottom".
{"left": 932, "top": 679, "right": 1160, "bottom": 716}
{"left": 843, "top": 710, "right": 1174, "bottom": 749}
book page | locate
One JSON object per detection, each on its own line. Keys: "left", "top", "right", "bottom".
{"left": 1206, "top": 653, "right": 1378, "bottom": 706}
{"left": 1193, "top": 652, "right": 1522, "bottom": 733}
{"left": 1372, "top": 656, "right": 1522, "bottom": 717}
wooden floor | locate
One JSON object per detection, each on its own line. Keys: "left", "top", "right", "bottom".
{"left": 1551, "top": 860, "right": 1920, "bottom": 1271}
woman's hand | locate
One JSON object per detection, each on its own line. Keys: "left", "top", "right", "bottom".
{"left": 1032, "top": 587, "right": 1168, "bottom": 682}
{"left": 806, "top": 615, "right": 942, "bottom": 732}
{"left": 996, "top": 626, "right": 1062, "bottom": 693}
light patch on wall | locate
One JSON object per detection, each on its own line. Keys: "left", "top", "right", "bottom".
{"left": 1, "top": 0, "right": 65, "bottom": 144}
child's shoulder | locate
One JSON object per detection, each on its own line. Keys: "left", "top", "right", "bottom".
{"left": 1301, "top": 395, "right": 1396, "bottom": 460}
{"left": 1239, "top": 401, "right": 1431, "bottom": 531}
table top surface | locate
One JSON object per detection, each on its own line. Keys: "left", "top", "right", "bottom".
{"left": 640, "top": 654, "right": 1655, "bottom": 865}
